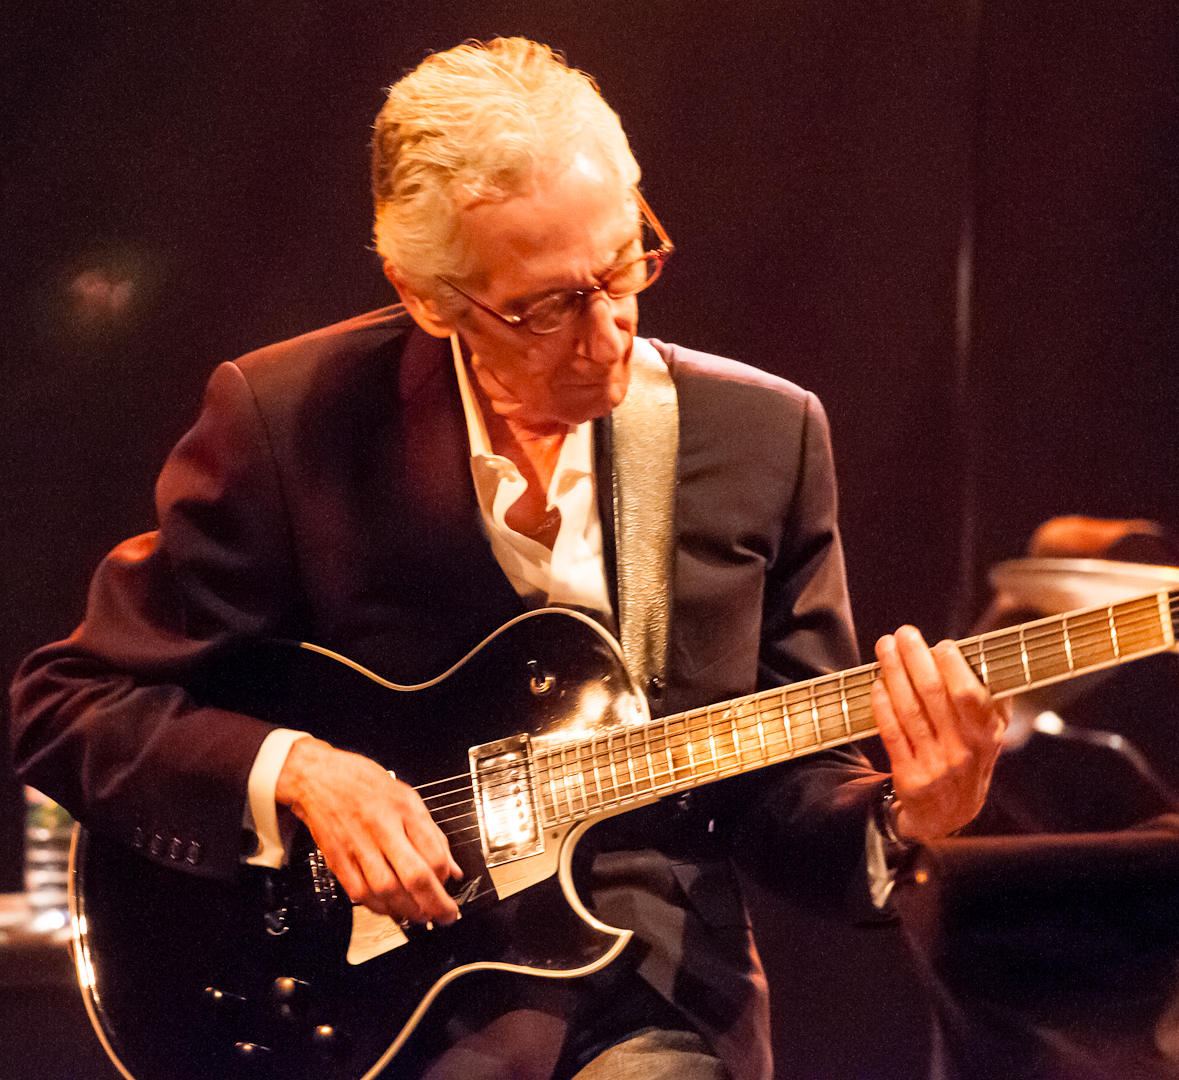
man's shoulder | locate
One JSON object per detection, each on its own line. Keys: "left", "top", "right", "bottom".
{"left": 647, "top": 338, "right": 814, "bottom": 405}
{"left": 225, "top": 305, "right": 453, "bottom": 416}
{"left": 234, "top": 305, "right": 417, "bottom": 377}
{"left": 646, "top": 338, "right": 820, "bottom": 436}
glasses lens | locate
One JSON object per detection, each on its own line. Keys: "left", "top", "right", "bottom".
{"left": 523, "top": 292, "right": 580, "bottom": 334}
{"left": 519, "top": 250, "right": 667, "bottom": 334}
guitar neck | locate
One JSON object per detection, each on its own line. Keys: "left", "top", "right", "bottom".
{"left": 529, "top": 588, "right": 1179, "bottom": 828}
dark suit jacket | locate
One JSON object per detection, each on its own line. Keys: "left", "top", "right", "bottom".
{"left": 11, "top": 306, "right": 887, "bottom": 1079}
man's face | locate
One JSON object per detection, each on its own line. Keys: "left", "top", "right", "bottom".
{"left": 448, "top": 150, "right": 639, "bottom": 431}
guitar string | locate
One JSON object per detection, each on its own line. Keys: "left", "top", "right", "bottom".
{"left": 959, "top": 608, "right": 1165, "bottom": 689}
{"left": 418, "top": 608, "right": 1175, "bottom": 897}
{"left": 312, "top": 597, "right": 1179, "bottom": 903}
{"left": 407, "top": 599, "right": 1172, "bottom": 823}
{"left": 475, "top": 638, "right": 1150, "bottom": 820}
{"left": 432, "top": 662, "right": 1082, "bottom": 823}
{"left": 970, "top": 603, "right": 1162, "bottom": 656}
{"left": 413, "top": 601, "right": 1166, "bottom": 808}
{"left": 437, "top": 667, "right": 1127, "bottom": 837}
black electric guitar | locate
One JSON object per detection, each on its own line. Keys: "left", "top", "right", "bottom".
{"left": 70, "top": 588, "right": 1179, "bottom": 1079}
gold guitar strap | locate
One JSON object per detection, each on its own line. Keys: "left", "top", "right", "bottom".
{"left": 610, "top": 339, "right": 679, "bottom": 698}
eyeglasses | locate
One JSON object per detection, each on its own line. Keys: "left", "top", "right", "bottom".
{"left": 438, "top": 190, "right": 673, "bottom": 336}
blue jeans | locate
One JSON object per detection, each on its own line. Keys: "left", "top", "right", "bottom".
{"left": 572, "top": 1028, "right": 730, "bottom": 1080}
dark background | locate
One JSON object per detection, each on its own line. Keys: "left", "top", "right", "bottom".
{"left": 2, "top": 1, "right": 1176, "bottom": 1075}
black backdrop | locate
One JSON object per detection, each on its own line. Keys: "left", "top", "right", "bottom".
{"left": 2, "top": 1, "right": 1177, "bottom": 1072}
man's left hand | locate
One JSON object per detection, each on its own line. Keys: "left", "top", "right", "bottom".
{"left": 872, "top": 625, "right": 1009, "bottom": 840}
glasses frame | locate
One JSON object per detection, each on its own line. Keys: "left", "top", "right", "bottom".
{"left": 437, "top": 190, "right": 674, "bottom": 336}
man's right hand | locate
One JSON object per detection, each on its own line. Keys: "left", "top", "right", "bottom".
{"left": 275, "top": 737, "right": 462, "bottom": 924}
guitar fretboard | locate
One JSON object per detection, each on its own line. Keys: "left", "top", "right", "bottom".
{"left": 529, "top": 589, "right": 1178, "bottom": 828}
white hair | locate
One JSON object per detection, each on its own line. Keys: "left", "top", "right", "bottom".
{"left": 372, "top": 38, "right": 641, "bottom": 309}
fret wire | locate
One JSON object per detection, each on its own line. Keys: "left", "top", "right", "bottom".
{"left": 1119, "top": 601, "right": 1155, "bottom": 640}
{"left": 574, "top": 741, "right": 589, "bottom": 814}
{"left": 650, "top": 721, "right": 660, "bottom": 797}
{"left": 543, "top": 747, "right": 555, "bottom": 819}
{"left": 544, "top": 749, "right": 559, "bottom": 821}
{"left": 607, "top": 732, "right": 621, "bottom": 804}
{"left": 768, "top": 693, "right": 787, "bottom": 749}
{"left": 1160, "top": 592, "right": 1176, "bottom": 649}
{"left": 528, "top": 750, "right": 550, "bottom": 829}
{"left": 562, "top": 745, "right": 577, "bottom": 818}
{"left": 699, "top": 707, "right": 713, "bottom": 774}
{"left": 1108, "top": 603, "right": 1120, "bottom": 658}
{"left": 778, "top": 692, "right": 791, "bottom": 737}
{"left": 545, "top": 752, "right": 561, "bottom": 824}
{"left": 691, "top": 709, "right": 705, "bottom": 770}
{"left": 544, "top": 749, "right": 558, "bottom": 820}
{"left": 1126, "top": 610, "right": 1170, "bottom": 646}
{"left": 838, "top": 671, "right": 851, "bottom": 737}
{"left": 547, "top": 749, "right": 561, "bottom": 820}
{"left": 590, "top": 734, "right": 605, "bottom": 809}
{"left": 706, "top": 706, "right": 720, "bottom": 776}
{"left": 730, "top": 708, "right": 744, "bottom": 768}
{"left": 1018, "top": 624, "right": 1031, "bottom": 684}
{"left": 1063, "top": 613, "right": 1074, "bottom": 671}
{"left": 625, "top": 731, "right": 638, "bottom": 795}
{"left": 701, "top": 713, "right": 719, "bottom": 770}
{"left": 549, "top": 747, "right": 563, "bottom": 820}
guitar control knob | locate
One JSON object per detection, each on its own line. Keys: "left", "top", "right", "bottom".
{"left": 234, "top": 1041, "right": 272, "bottom": 1058}
{"left": 272, "top": 976, "right": 309, "bottom": 1001}
{"left": 273, "top": 975, "right": 313, "bottom": 1017}
{"left": 204, "top": 986, "right": 246, "bottom": 1010}
{"left": 263, "top": 907, "right": 289, "bottom": 936}
{"left": 527, "top": 660, "right": 555, "bottom": 695}
{"left": 313, "top": 1023, "right": 348, "bottom": 1060}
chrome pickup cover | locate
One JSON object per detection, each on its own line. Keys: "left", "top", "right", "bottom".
{"left": 470, "top": 734, "right": 543, "bottom": 866}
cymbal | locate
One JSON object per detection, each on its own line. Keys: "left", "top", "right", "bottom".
{"left": 990, "top": 557, "right": 1179, "bottom": 615}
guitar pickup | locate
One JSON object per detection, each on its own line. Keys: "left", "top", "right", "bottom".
{"left": 470, "top": 735, "right": 543, "bottom": 866}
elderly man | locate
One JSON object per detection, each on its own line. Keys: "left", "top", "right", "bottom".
{"left": 11, "top": 38, "right": 1005, "bottom": 1080}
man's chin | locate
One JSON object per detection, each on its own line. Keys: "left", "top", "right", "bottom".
{"left": 543, "top": 361, "right": 631, "bottom": 425}
{"left": 570, "top": 394, "right": 627, "bottom": 425}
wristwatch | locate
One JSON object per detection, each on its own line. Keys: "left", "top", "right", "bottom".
{"left": 876, "top": 781, "right": 917, "bottom": 865}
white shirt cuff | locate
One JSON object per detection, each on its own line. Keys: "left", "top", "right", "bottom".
{"left": 866, "top": 815, "right": 898, "bottom": 909}
{"left": 243, "top": 729, "right": 312, "bottom": 868}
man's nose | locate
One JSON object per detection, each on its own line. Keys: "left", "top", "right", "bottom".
{"left": 577, "top": 292, "right": 628, "bottom": 363}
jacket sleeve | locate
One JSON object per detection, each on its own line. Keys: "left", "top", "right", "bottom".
{"left": 9, "top": 361, "right": 296, "bottom": 881}
{"left": 719, "top": 389, "right": 890, "bottom": 914}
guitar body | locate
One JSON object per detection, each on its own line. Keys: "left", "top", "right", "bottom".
{"left": 71, "top": 609, "right": 648, "bottom": 1080}
{"left": 69, "top": 586, "right": 1179, "bottom": 1079}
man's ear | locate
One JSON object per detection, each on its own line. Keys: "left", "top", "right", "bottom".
{"left": 383, "top": 261, "right": 455, "bottom": 339}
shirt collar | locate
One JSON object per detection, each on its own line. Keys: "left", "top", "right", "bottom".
{"left": 449, "top": 333, "right": 594, "bottom": 484}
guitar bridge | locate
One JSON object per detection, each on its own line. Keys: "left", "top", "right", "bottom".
{"left": 470, "top": 735, "right": 543, "bottom": 866}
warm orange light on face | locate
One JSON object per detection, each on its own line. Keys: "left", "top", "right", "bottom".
{"left": 451, "top": 149, "right": 643, "bottom": 431}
